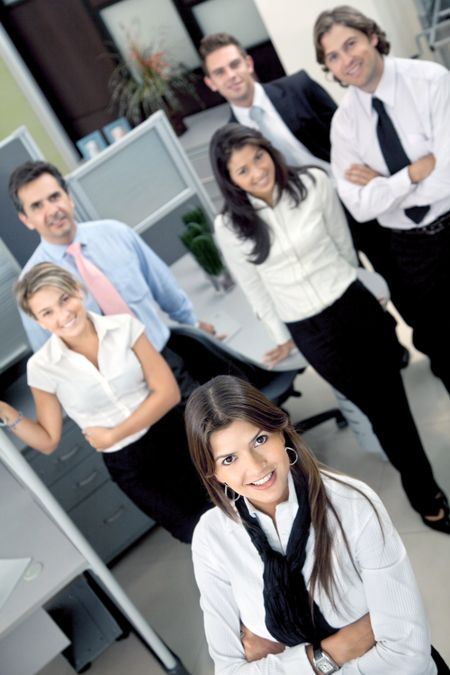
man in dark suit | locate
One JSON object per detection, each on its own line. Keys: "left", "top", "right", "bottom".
{"left": 200, "top": 33, "right": 336, "bottom": 169}
{"left": 200, "top": 32, "right": 407, "bottom": 365}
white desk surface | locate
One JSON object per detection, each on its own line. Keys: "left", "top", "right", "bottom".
{"left": 170, "top": 253, "right": 308, "bottom": 372}
{"left": 0, "top": 459, "right": 85, "bottom": 638}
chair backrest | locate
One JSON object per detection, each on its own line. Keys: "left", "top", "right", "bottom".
{"left": 169, "top": 326, "right": 299, "bottom": 406}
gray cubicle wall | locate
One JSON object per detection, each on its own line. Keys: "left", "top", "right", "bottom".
{"left": 0, "top": 128, "right": 43, "bottom": 267}
{"left": 66, "top": 111, "right": 217, "bottom": 266}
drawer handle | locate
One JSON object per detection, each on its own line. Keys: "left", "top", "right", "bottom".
{"left": 103, "top": 506, "right": 125, "bottom": 525}
{"left": 58, "top": 445, "right": 81, "bottom": 462}
{"left": 77, "top": 471, "right": 98, "bottom": 488}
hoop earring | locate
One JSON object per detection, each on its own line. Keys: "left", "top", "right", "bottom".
{"left": 285, "top": 446, "right": 298, "bottom": 466}
{"left": 224, "top": 483, "right": 241, "bottom": 503}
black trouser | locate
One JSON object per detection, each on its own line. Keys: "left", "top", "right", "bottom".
{"left": 103, "top": 405, "right": 210, "bottom": 543}
{"left": 343, "top": 206, "right": 395, "bottom": 286}
{"left": 388, "top": 220, "right": 450, "bottom": 394}
{"left": 286, "top": 281, "right": 441, "bottom": 515}
{"left": 432, "top": 646, "right": 450, "bottom": 674}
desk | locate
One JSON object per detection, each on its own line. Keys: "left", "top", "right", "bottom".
{"left": 170, "top": 254, "right": 386, "bottom": 457}
{"left": 0, "top": 431, "right": 188, "bottom": 674}
{"left": 169, "top": 253, "right": 308, "bottom": 372}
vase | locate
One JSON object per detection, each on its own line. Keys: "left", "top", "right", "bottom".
{"left": 207, "top": 268, "right": 235, "bottom": 293}
{"left": 167, "top": 110, "right": 187, "bottom": 136}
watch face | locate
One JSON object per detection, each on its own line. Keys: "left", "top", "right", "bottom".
{"left": 317, "top": 662, "right": 336, "bottom": 674}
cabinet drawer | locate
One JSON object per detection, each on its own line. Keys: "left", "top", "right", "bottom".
{"left": 51, "top": 453, "right": 109, "bottom": 511}
{"left": 25, "top": 421, "right": 91, "bottom": 486}
{"left": 69, "top": 481, "right": 153, "bottom": 562}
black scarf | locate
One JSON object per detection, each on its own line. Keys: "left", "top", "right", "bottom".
{"left": 235, "top": 470, "right": 337, "bottom": 647}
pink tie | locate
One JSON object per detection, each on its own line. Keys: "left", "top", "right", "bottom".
{"left": 66, "top": 242, "right": 134, "bottom": 317}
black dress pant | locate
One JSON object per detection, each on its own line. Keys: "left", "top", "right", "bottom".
{"left": 343, "top": 206, "right": 395, "bottom": 287}
{"left": 286, "top": 281, "right": 441, "bottom": 515}
{"left": 389, "top": 221, "right": 450, "bottom": 394}
{"left": 103, "top": 405, "right": 210, "bottom": 543}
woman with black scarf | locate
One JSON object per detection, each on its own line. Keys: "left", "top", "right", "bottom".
{"left": 185, "top": 375, "right": 448, "bottom": 674}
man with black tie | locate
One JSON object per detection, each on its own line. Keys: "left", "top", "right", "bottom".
{"left": 314, "top": 5, "right": 450, "bottom": 392}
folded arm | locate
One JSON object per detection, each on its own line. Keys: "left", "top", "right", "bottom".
{"left": 84, "top": 333, "right": 180, "bottom": 451}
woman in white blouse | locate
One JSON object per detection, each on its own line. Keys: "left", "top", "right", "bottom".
{"left": 0, "top": 263, "right": 208, "bottom": 542}
{"left": 209, "top": 123, "right": 449, "bottom": 534}
{"left": 185, "top": 374, "right": 447, "bottom": 674}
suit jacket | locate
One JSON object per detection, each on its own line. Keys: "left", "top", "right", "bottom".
{"left": 229, "top": 70, "right": 337, "bottom": 162}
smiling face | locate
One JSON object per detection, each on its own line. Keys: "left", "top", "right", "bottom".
{"left": 18, "top": 173, "right": 76, "bottom": 245}
{"left": 227, "top": 143, "right": 276, "bottom": 204}
{"left": 320, "top": 24, "right": 384, "bottom": 92}
{"left": 29, "top": 285, "right": 89, "bottom": 342}
{"left": 204, "top": 44, "right": 256, "bottom": 107}
{"left": 211, "top": 419, "right": 290, "bottom": 518}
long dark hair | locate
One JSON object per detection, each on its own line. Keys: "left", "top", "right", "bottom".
{"left": 209, "top": 124, "right": 313, "bottom": 264}
{"left": 185, "top": 375, "right": 378, "bottom": 608}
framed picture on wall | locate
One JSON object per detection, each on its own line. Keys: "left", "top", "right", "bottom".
{"left": 76, "top": 131, "right": 107, "bottom": 160}
{"left": 102, "top": 117, "right": 132, "bottom": 144}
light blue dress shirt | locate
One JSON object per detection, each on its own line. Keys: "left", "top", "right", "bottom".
{"left": 20, "top": 219, "right": 197, "bottom": 352}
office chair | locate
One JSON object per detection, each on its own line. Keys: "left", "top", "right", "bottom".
{"left": 168, "top": 326, "right": 347, "bottom": 433}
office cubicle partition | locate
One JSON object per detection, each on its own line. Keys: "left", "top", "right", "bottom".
{"left": 66, "top": 111, "right": 217, "bottom": 265}
{"left": 0, "top": 127, "right": 43, "bottom": 268}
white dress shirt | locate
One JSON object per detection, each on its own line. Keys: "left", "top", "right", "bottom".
{"left": 331, "top": 57, "right": 450, "bottom": 229}
{"left": 214, "top": 169, "right": 358, "bottom": 344}
{"left": 27, "top": 313, "right": 150, "bottom": 452}
{"left": 192, "top": 472, "right": 435, "bottom": 675}
{"left": 231, "top": 83, "right": 331, "bottom": 173}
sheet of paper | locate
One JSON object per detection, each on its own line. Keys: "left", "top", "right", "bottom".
{"left": 208, "top": 311, "right": 241, "bottom": 342}
{"left": 0, "top": 558, "right": 32, "bottom": 610}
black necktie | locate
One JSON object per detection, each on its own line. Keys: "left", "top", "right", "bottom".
{"left": 372, "top": 96, "right": 429, "bottom": 224}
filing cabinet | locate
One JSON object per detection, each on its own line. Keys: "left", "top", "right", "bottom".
{"left": 5, "top": 375, "right": 154, "bottom": 563}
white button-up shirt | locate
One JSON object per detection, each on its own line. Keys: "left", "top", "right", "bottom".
{"left": 214, "top": 169, "right": 358, "bottom": 344}
{"left": 192, "top": 473, "right": 435, "bottom": 674}
{"left": 27, "top": 313, "right": 150, "bottom": 452}
{"left": 231, "top": 83, "right": 331, "bottom": 173}
{"left": 331, "top": 57, "right": 450, "bottom": 229}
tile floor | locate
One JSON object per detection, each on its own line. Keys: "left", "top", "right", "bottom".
{"left": 39, "top": 316, "right": 450, "bottom": 674}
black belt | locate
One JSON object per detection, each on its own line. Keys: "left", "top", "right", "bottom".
{"left": 393, "top": 209, "right": 450, "bottom": 236}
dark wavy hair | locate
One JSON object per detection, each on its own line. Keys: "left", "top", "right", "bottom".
{"left": 314, "top": 5, "right": 390, "bottom": 80}
{"left": 209, "top": 123, "right": 314, "bottom": 264}
{"left": 185, "top": 375, "right": 381, "bottom": 609}
{"left": 9, "top": 161, "right": 68, "bottom": 214}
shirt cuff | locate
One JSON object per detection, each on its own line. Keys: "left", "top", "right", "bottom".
{"left": 388, "top": 166, "right": 414, "bottom": 199}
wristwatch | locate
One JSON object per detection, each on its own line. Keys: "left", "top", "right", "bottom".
{"left": 312, "top": 645, "right": 340, "bottom": 673}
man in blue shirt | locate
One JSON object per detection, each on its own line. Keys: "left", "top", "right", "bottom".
{"left": 8, "top": 160, "right": 219, "bottom": 542}
{"left": 10, "top": 161, "right": 217, "bottom": 392}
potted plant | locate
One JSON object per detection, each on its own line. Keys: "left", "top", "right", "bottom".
{"left": 180, "top": 209, "right": 234, "bottom": 292}
{"left": 108, "top": 39, "right": 203, "bottom": 135}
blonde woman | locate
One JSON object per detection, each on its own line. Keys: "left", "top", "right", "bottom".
{"left": 0, "top": 263, "right": 208, "bottom": 542}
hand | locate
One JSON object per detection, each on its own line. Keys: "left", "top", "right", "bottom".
{"left": 197, "top": 320, "right": 226, "bottom": 341}
{"left": 83, "top": 426, "right": 117, "bottom": 451}
{"left": 408, "top": 153, "right": 436, "bottom": 183}
{"left": 240, "top": 624, "right": 285, "bottom": 662}
{"left": 345, "top": 164, "right": 381, "bottom": 186}
{"left": 321, "top": 613, "right": 375, "bottom": 666}
{"left": 263, "top": 339, "right": 295, "bottom": 368}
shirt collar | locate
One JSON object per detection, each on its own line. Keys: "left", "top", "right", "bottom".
{"left": 39, "top": 224, "right": 87, "bottom": 262}
{"left": 46, "top": 311, "right": 117, "bottom": 363}
{"left": 247, "top": 184, "right": 283, "bottom": 213}
{"left": 354, "top": 56, "right": 396, "bottom": 116}
{"left": 230, "top": 81, "right": 266, "bottom": 121}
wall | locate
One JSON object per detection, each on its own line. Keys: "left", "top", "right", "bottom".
{"left": 0, "top": 26, "right": 76, "bottom": 171}
{"left": 253, "top": 0, "right": 422, "bottom": 101}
